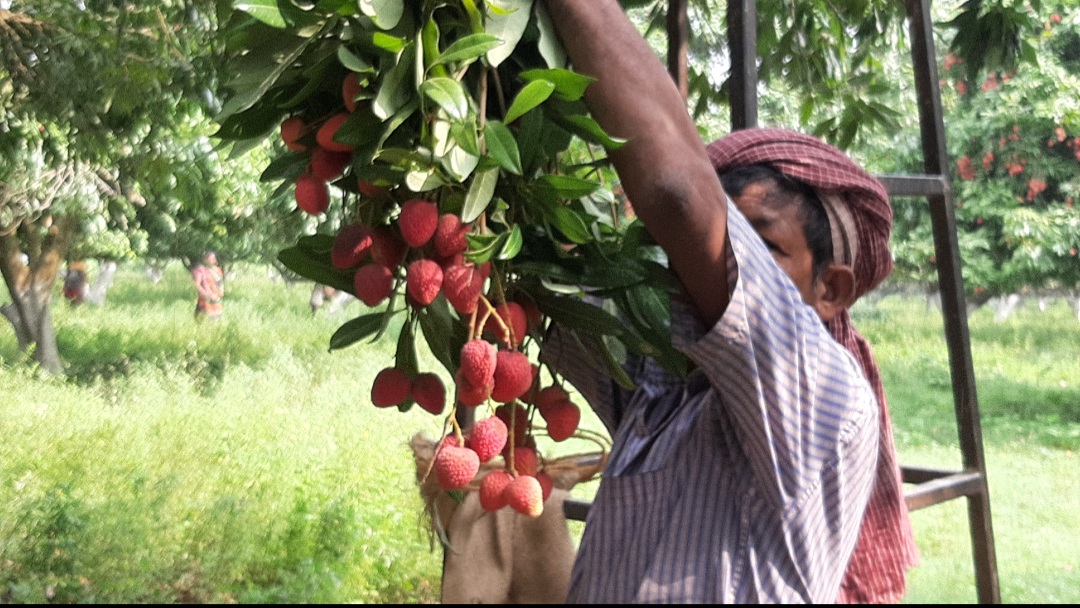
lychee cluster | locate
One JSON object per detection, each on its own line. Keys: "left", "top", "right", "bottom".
{"left": 429, "top": 416, "right": 558, "bottom": 518}
{"left": 282, "top": 72, "right": 383, "bottom": 216}
{"left": 329, "top": 205, "right": 488, "bottom": 312}
{"left": 281, "top": 71, "right": 590, "bottom": 518}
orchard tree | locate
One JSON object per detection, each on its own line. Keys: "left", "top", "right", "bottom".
{"left": 0, "top": 2, "right": 296, "bottom": 372}
{"left": 887, "top": 3, "right": 1080, "bottom": 309}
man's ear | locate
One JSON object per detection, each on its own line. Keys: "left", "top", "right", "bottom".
{"left": 812, "top": 264, "right": 857, "bottom": 323}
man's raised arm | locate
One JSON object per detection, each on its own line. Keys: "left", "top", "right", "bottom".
{"left": 543, "top": 0, "right": 732, "bottom": 325}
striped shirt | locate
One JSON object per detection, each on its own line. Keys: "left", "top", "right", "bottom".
{"left": 542, "top": 199, "right": 879, "bottom": 603}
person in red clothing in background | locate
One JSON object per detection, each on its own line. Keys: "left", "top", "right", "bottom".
{"left": 192, "top": 251, "right": 224, "bottom": 321}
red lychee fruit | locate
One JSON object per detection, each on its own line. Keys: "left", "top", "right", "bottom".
{"left": 484, "top": 301, "right": 528, "bottom": 348}
{"left": 280, "top": 116, "right": 308, "bottom": 152}
{"left": 542, "top": 400, "right": 581, "bottom": 442}
{"left": 455, "top": 368, "right": 493, "bottom": 407}
{"left": 534, "top": 385, "right": 570, "bottom": 416}
{"left": 479, "top": 469, "right": 513, "bottom": 512}
{"left": 519, "top": 364, "right": 541, "bottom": 405}
{"left": 406, "top": 259, "right": 443, "bottom": 307}
{"left": 371, "top": 367, "right": 410, "bottom": 408}
{"left": 536, "top": 471, "right": 554, "bottom": 502}
{"left": 494, "top": 402, "right": 529, "bottom": 447}
{"left": 442, "top": 259, "right": 487, "bottom": 315}
{"left": 509, "top": 446, "right": 539, "bottom": 477}
{"left": 459, "top": 339, "right": 498, "bottom": 387}
{"left": 433, "top": 213, "right": 469, "bottom": 258}
{"left": 295, "top": 173, "right": 329, "bottom": 215}
{"left": 434, "top": 445, "right": 480, "bottom": 491}
{"left": 331, "top": 223, "right": 373, "bottom": 269}
{"left": 491, "top": 349, "right": 533, "bottom": 403}
{"left": 503, "top": 474, "right": 544, "bottom": 517}
{"left": 342, "top": 72, "right": 363, "bottom": 112}
{"left": 370, "top": 226, "right": 408, "bottom": 270}
{"left": 316, "top": 112, "right": 353, "bottom": 153}
{"left": 310, "top": 146, "right": 352, "bottom": 181}
{"left": 468, "top": 416, "right": 508, "bottom": 463}
{"left": 410, "top": 372, "right": 446, "bottom": 416}
{"left": 357, "top": 179, "right": 385, "bottom": 198}
{"left": 353, "top": 263, "right": 394, "bottom": 307}
{"left": 398, "top": 200, "right": 439, "bottom": 248}
{"left": 519, "top": 298, "right": 544, "bottom": 333}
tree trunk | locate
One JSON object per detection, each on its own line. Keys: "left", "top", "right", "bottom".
{"left": 0, "top": 216, "right": 73, "bottom": 375}
{"left": 0, "top": 278, "right": 64, "bottom": 374}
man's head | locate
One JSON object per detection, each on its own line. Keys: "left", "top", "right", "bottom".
{"left": 719, "top": 165, "right": 853, "bottom": 322}
{"left": 707, "top": 128, "right": 893, "bottom": 322}
{"left": 203, "top": 251, "right": 218, "bottom": 266}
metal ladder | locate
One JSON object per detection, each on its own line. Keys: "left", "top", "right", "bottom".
{"left": 564, "top": 0, "right": 1001, "bottom": 602}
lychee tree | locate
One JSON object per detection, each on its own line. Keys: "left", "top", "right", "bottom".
{"left": 886, "top": 5, "right": 1080, "bottom": 308}
{"left": 214, "top": 0, "right": 685, "bottom": 516}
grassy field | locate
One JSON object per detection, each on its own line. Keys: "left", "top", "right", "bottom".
{"left": 0, "top": 264, "right": 1077, "bottom": 603}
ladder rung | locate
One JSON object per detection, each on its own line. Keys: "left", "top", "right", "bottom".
{"left": 904, "top": 470, "right": 986, "bottom": 512}
{"left": 875, "top": 174, "right": 948, "bottom": 197}
{"left": 563, "top": 468, "right": 988, "bottom": 522}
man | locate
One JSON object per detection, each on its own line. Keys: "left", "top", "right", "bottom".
{"left": 193, "top": 251, "right": 224, "bottom": 320}
{"left": 538, "top": 0, "right": 910, "bottom": 602}
{"left": 708, "top": 131, "right": 920, "bottom": 604}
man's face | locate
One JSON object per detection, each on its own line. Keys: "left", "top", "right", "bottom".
{"left": 730, "top": 180, "right": 820, "bottom": 309}
{"left": 204, "top": 253, "right": 217, "bottom": 266}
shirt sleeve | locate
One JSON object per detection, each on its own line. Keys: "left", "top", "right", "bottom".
{"left": 671, "top": 197, "right": 879, "bottom": 514}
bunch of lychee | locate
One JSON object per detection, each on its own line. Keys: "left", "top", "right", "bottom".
{"left": 281, "top": 72, "right": 384, "bottom": 216}
{"left": 410, "top": 323, "right": 583, "bottom": 518}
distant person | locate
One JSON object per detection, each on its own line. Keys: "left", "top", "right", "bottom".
{"left": 62, "top": 260, "right": 88, "bottom": 306}
{"left": 193, "top": 251, "right": 224, "bottom": 321}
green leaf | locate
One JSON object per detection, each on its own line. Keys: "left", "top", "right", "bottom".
{"left": 216, "top": 34, "right": 316, "bottom": 120}
{"left": 277, "top": 243, "right": 354, "bottom": 293}
{"left": 504, "top": 80, "right": 555, "bottom": 124}
{"left": 534, "top": 2, "right": 567, "bottom": 68}
{"left": 547, "top": 205, "right": 592, "bottom": 244}
{"left": 462, "top": 167, "right": 499, "bottom": 223}
{"left": 498, "top": 225, "right": 523, "bottom": 260}
{"left": 396, "top": 317, "right": 419, "bottom": 378}
{"left": 485, "top": 0, "right": 534, "bottom": 67}
{"left": 482, "top": 121, "right": 523, "bottom": 175}
{"left": 580, "top": 259, "right": 647, "bottom": 289}
{"left": 538, "top": 174, "right": 600, "bottom": 200}
{"left": 570, "top": 330, "right": 636, "bottom": 390}
{"left": 373, "top": 43, "right": 417, "bottom": 119}
{"left": 464, "top": 232, "right": 506, "bottom": 264}
{"left": 418, "top": 296, "right": 469, "bottom": 374}
{"left": 338, "top": 46, "right": 374, "bottom": 73}
{"left": 532, "top": 292, "right": 627, "bottom": 336}
{"left": 420, "top": 77, "right": 469, "bottom": 121}
{"left": 234, "top": 0, "right": 286, "bottom": 28}
{"left": 550, "top": 112, "right": 626, "bottom": 150}
{"left": 513, "top": 260, "right": 585, "bottom": 284}
{"left": 259, "top": 153, "right": 310, "bottom": 183}
{"left": 359, "top": 0, "right": 405, "bottom": 30}
{"left": 434, "top": 34, "right": 504, "bottom": 67}
{"left": 369, "top": 31, "right": 408, "bottom": 54}
{"left": 520, "top": 68, "right": 594, "bottom": 101}
{"left": 329, "top": 313, "right": 386, "bottom": 350}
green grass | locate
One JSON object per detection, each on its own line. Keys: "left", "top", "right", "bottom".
{"left": 0, "top": 267, "right": 1077, "bottom": 603}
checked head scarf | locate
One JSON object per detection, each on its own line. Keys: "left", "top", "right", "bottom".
{"left": 707, "top": 128, "right": 919, "bottom": 603}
